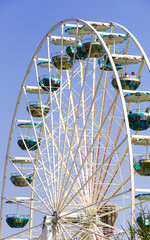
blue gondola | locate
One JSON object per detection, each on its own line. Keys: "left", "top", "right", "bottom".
{"left": 39, "top": 77, "right": 60, "bottom": 92}
{"left": 66, "top": 44, "right": 87, "bottom": 60}
{"left": 111, "top": 77, "right": 140, "bottom": 90}
{"left": 10, "top": 174, "right": 33, "bottom": 187}
{"left": 6, "top": 215, "right": 29, "bottom": 228}
{"left": 17, "top": 138, "right": 39, "bottom": 151}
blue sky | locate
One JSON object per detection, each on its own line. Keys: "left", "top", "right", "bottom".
{"left": 0, "top": 0, "right": 150, "bottom": 236}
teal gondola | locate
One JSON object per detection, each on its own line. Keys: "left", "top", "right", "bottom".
{"left": 137, "top": 215, "right": 150, "bottom": 230}
{"left": 82, "top": 41, "right": 105, "bottom": 58}
{"left": 27, "top": 104, "right": 50, "bottom": 117}
{"left": 18, "top": 122, "right": 42, "bottom": 128}
{"left": 66, "top": 44, "right": 87, "bottom": 60}
{"left": 125, "top": 92, "right": 150, "bottom": 130}
{"left": 39, "top": 77, "right": 60, "bottom": 92}
{"left": 10, "top": 174, "right": 33, "bottom": 187}
{"left": 139, "top": 159, "right": 150, "bottom": 175}
{"left": 6, "top": 215, "right": 29, "bottom": 228}
{"left": 111, "top": 77, "right": 140, "bottom": 90}
{"left": 98, "top": 58, "right": 123, "bottom": 71}
{"left": 101, "top": 33, "right": 127, "bottom": 45}
{"left": 133, "top": 161, "right": 145, "bottom": 176}
{"left": 37, "top": 61, "right": 54, "bottom": 68}
{"left": 17, "top": 138, "right": 39, "bottom": 151}
{"left": 134, "top": 160, "right": 150, "bottom": 176}
{"left": 124, "top": 92, "right": 150, "bottom": 103}
{"left": 65, "top": 26, "right": 82, "bottom": 35}
{"left": 51, "top": 55, "right": 73, "bottom": 70}
{"left": 128, "top": 113, "right": 150, "bottom": 131}
{"left": 135, "top": 193, "right": 150, "bottom": 201}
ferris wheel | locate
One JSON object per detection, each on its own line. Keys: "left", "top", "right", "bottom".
{"left": 1, "top": 18, "right": 150, "bottom": 239}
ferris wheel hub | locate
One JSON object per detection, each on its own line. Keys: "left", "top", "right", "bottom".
{"left": 51, "top": 211, "right": 58, "bottom": 225}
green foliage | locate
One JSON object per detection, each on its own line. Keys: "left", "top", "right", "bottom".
{"left": 113, "top": 206, "right": 150, "bottom": 240}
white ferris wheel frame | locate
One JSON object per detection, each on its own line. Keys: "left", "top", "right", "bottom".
{"left": 1, "top": 18, "right": 150, "bottom": 239}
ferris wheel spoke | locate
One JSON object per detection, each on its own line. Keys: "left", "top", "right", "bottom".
{"left": 66, "top": 69, "right": 87, "bottom": 190}
{"left": 58, "top": 227, "right": 68, "bottom": 240}
{"left": 57, "top": 25, "right": 82, "bottom": 207}
{"left": 89, "top": 58, "right": 97, "bottom": 203}
{"left": 34, "top": 58, "right": 57, "bottom": 207}
{"left": 55, "top": 23, "right": 65, "bottom": 210}
{"left": 1, "top": 223, "right": 42, "bottom": 240}
{"left": 93, "top": 93, "right": 118, "bottom": 201}
{"left": 99, "top": 173, "right": 131, "bottom": 211}
{"left": 61, "top": 188, "right": 131, "bottom": 222}
{"left": 93, "top": 224, "right": 106, "bottom": 239}
{"left": 23, "top": 86, "right": 56, "bottom": 205}
{"left": 58, "top": 38, "right": 95, "bottom": 207}
{"left": 59, "top": 135, "right": 127, "bottom": 214}
{"left": 41, "top": 132, "right": 86, "bottom": 212}
{"left": 94, "top": 221, "right": 123, "bottom": 237}
{"left": 98, "top": 144, "right": 131, "bottom": 204}
{"left": 80, "top": 232, "right": 90, "bottom": 240}
{"left": 95, "top": 119, "right": 125, "bottom": 202}
{"left": 71, "top": 229, "right": 83, "bottom": 239}
{"left": 95, "top": 102, "right": 132, "bottom": 202}
{"left": 65, "top": 221, "right": 110, "bottom": 239}
{"left": 58, "top": 66, "right": 116, "bottom": 212}
{"left": 51, "top": 92, "right": 86, "bottom": 207}
{"left": 14, "top": 122, "right": 54, "bottom": 210}
{"left": 46, "top": 37, "right": 58, "bottom": 208}
{"left": 11, "top": 161, "right": 53, "bottom": 213}
{"left": 59, "top": 221, "right": 73, "bottom": 239}
{"left": 5, "top": 195, "right": 51, "bottom": 215}
{"left": 45, "top": 123, "right": 83, "bottom": 196}
{"left": 79, "top": 60, "right": 89, "bottom": 190}
{"left": 92, "top": 70, "right": 109, "bottom": 201}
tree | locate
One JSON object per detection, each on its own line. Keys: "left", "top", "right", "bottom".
{"left": 113, "top": 206, "right": 150, "bottom": 240}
